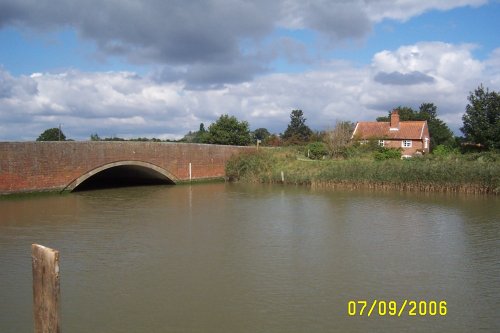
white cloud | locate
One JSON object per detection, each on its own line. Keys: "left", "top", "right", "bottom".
{"left": 364, "top": 0, "right": 488, "bottom": 22}
{"left": 485, "top": 48, "right": 500, "bottom": 85}
{"left": 0, "top": 0, "right": 490, "bottom": 86}
{"left": 1, "top": 42, "right": 498, "bottom": 141}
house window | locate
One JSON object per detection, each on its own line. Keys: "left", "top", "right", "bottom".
{"left": 402, "top": 140, "right": 412, "bottom": 148}
{"left": 360, "top": 140, "right": 368, "bottom": 145}
{"left": 378, "top": 140, "right": 384, "bottom": 147}
{"left": 424, "top": 138, "right": 429, "bottom": 149}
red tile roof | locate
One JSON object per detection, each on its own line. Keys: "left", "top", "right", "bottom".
{"left": 353, "top": 121, "right": 427, "bottom": 140}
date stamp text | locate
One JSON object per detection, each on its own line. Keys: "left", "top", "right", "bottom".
{"left": 347, "top": 300, "right": 447, "bottom": 317}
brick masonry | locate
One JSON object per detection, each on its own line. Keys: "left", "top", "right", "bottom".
{"left": 0, "top": 142, "right": 253, "bottom": 194}
{"left": 381, "top": 139, "right": 427, "bottom": 156}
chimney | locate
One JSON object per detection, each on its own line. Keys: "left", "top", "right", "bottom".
{"left": 390, "top": 110, "right": 400, "bottom": 130}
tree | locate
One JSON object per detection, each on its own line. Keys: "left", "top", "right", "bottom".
{"left": 252, "top": 128, "right": 271, "bottom": 142}
{"left": 418, "top": 102, "right": 437, "bottom": 119}
{"left": 181, "top": 123, "right": 209, "bottom": 143}
{"left": 194, "top": 123, "right": 209, "bottom": 143}
{"left": 36, "top": 127, "right": 66, "bottom": 141}
{"left": 377, "top": 106, "right": 418, "bottom": 122}
{"left": 90, "top": 133, "right": 101, "bottom": 141}
{"left": 181, "top": 131, "right": 196, "bottom": 142}
{"left": 263, "top": 134, "right": 282, "bottom": 146}
{"left": 418, "top": 103, "right": 454, "bottom": 148}
{"left": 206, "top": 114, "right": 252, "bottom": 146}
{"left": 324, "top": 121, "right": 355, "bottom": 158}
{"left": 282, "top": 109, "right": 312, "bottom": 143}
{"left": 461, "top": 85, "right": 500, "bottom": 149}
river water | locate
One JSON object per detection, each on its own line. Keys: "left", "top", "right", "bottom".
{"left": 0, "top": 183, "right": 499, "bottom": 332}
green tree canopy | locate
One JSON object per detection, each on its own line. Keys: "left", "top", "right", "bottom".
{"left": 252, "top": 128, "right": 271, "bottom": 142}
{"left": 376, "top": 106, "right": 415, "bottom": 122}
{"left": 36, "top": 127, "right": 66, "bottom": 141}
{"left": 282, "top": 109, "right": 312, "bottom": 143}
{"left": 461, "top": 85, "right": 500, "bottom": 149}
{"left": 418, "top": 103, "right": 455, "bottom": 148}
{"left": 181, "top": 123, "right": 209, "bottom": 143}
{"left": 90, "top": 133, "right": 101, "bottom": 141}
{"left": 206, "top": 114, "right": 252, "bottom": 146}
{"left": 194, "top": 122, "right": 209, "bottom": 143}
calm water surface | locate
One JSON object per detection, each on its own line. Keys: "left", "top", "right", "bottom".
{"left": 0, "top": 183, "right": 499, "bottom": 332}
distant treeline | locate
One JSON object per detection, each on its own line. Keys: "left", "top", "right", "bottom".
{"left": 90, "top": 133, "right": 167, "bottom": 142}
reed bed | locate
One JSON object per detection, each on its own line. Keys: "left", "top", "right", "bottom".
{"left": 226, "top": 149, "right": 500, "bottom": 195}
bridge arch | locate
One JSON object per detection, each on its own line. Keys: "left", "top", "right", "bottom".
{"left": 64, "top": 160, "right": 178, "bottom": 192}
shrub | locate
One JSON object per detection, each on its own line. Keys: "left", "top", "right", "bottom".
{"left": 432, "top": 144, "right": 459, "bottom": 157}
{"left": 464, "top": 151, "right": 497, "bottom": 162}
{"left": 306, "top": 142, "right": 328, "bottom": 160}
{"left": 373, "top": 148, "right": 401, "bottom": 160}
{"left": 225, "top": 150, "right": 276, "bottom": 182}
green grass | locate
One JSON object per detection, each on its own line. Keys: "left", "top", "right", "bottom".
{"left": 226, "top": 148, "right": 500, "bottom": 194}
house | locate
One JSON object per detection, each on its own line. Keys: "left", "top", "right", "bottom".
{"left": 351, "top": 110, "right": 430, "bottom": 157}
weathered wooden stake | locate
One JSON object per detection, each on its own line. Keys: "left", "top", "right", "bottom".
{"left": 32, "top": 244, "right": 61, "bottom": 333}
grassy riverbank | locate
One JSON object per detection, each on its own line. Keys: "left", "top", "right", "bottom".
{"left": 226, "top": 148, "right": 500, "bottom": 194}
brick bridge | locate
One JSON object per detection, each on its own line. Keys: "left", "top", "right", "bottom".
{"left": 0, "top": 142, "right": 252, "bottom": 194}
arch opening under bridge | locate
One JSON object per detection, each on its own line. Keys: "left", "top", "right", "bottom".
{"left": 65, "top": 161, "right": 177, "bottom": 192}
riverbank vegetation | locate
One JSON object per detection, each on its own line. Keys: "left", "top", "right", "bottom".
{"left": 226, "top": 147, "right": 500, "bottom": 195}
{"left": 223, "top": 85, "right": 499, "bottom": 194}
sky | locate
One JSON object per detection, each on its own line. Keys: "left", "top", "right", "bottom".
{"left": 0, "top": 0, "right": 499, "bottom": 141}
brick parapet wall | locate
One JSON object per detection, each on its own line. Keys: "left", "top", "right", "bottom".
{"left": 0, "top": 142, "right": 252, "bottom": 194}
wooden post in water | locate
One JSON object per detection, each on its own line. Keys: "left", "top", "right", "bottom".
{"left": 32, "top": 244, "right": 61, "bottom": 333}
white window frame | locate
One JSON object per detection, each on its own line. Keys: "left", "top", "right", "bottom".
{"left": 378, "top": 140, "right": 385, "bottom": 147}
{"left": 402, "top": 140, "right": 412, "bottom": 148}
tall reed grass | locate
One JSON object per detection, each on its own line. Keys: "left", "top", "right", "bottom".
{"left": 226, "top": 149, "right": 500, "bottom": 194}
